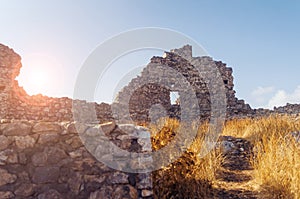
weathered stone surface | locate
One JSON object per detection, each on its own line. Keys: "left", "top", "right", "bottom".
{"left": 99, "top": 121, "right": 116, "bottom": 135}
{"left": 69, "top": 149, "right": 83, "bottom": 159}
{"left": 15, "top": 135, "right": 35, "bottom": 149}
{"left": 17, "top": 171, "right": 30, "bottom": 181}
{"left": 0, "top": 151, "right": 8, "bottom": 165}
{"left": 38, "top": 133, "right": 59, "bottom": 144}
{"left": 14, "top": 183, "right": 36, "bottom": 197}
{"left": 37, "top": 189, "right": 63, "bottom": 199}
{"left": 142, "top": 189, "right": 153, "bottom": 197}
{"left": 2, "top": 121, "right": 31, "bottom": 136}
{"left": 0, "top": 149, "right": 18, "bottom": 164}
{"left": 219, "top": 140, "right": 235, "bottom": 154}
{"left": 0, "top": 168, "right": 17, "bottom": 186}
{"left": 109, "top": 172, "right": 129, "bottom": 184}
{"left": 18, "top": 152, "right": 27, "bottom": 164}
{"left": 31, "top": 152, "right": 47, "bottom": 166}
{"left": 114, "top": 185, "right": 138, "bottom": 199}
{"left": 0, "top": 191, "right": 14, "bottom": 199}
{"left": 65, "top": 136, "right": 83, "bottom": 149}
{"left": 138, "top": 138, "right": 152, "bottom": 152}
{"left": 68, "top": 122, "right": 89, "bottom": 135}
{"left": 66, "top": 122, "right": 77, "bottom": 134}
{"left": 84, "top": 175, "right": 106, "bottom": 184}
{"left": 68, "top": 172, "right": 83, "bottom": 194}
{"left": 0, "top": 135, "right": 11, "bottom": 150}
{"left": 137, "top": 173, "right": 153, "bottom": 189}
{"left": 89, "top": 186, "right": 114, "bottom": 199}
{"left": 89, "top": 185, "right": 138, "bottom": 199}
{"left": 32, "top": 122, "right": 61, "bottom": 133}
{"left": 44, "top": 147, "right": 68, "bottom": 165}
{"left": 32, "top": 166, "right": 60, "bottom": 183}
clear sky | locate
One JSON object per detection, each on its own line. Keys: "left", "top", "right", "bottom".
{"left": 0, "top": 0, "right": 299, "bottom": 109}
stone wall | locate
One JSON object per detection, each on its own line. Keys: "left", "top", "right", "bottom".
{"left": 0, "top": 120, "right": 153, "bottom": 198}
{"left": 0, "top": 44, "right": 114, "bottom": 123}
{"left": 113, "top": 45, "right": 253, "bottom": 123}
{"left": 0, "top": 45, "right": 21, "bottom": 119}
{"left": 0, "top": 43, "right": 253, "bottom": 124}
{"left": 274, "top": 103, "right": 300, "bottom": 115}
{"left": 1, "top": 43, "right": 300, "bottom": 124}
{"left": 9, "top": 82, "right": 113, "bottom": 123}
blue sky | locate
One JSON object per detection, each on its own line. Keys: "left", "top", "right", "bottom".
{"left": 0, "top": 0, "right": 299, "bottom": 109}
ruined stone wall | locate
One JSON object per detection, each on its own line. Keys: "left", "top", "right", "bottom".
{"left": 0, "top": 44, "right": 21, "bottom": 119}
{"left": 274, "top": 103, "right": 300, "bottom": 115}
{"left": 0, "top": 44, "right": 114, "bottom": 123}
{"left": 114, "top": 45, "right": 253, "bottom": 123}
{"left": 0, "top": 120, "right": 153, "bottom": 198}
{"left": 9, "top": 82, "right": 113, "bottom": 123}
{"left": 1, "top": 43, "right": 300, "bottom": 124}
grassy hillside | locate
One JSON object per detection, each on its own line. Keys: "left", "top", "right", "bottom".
{"left": 149, "top": 115, "right": 300, "bottom": 199}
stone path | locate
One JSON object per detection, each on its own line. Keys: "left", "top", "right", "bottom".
{"left": 214, "top": 136, "right": 258, "bottom": 199}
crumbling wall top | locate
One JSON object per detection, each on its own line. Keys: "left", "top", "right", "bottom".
{"left": 0, "top": 44, "right": 22, "bottom": 81}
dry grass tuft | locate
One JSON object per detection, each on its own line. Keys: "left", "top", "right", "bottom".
{"left": 150, "top": 118, "right": 223, "bottom": 199}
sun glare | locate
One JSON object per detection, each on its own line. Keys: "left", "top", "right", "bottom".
{"left": 16, "top": 53, "right": 63, "bottom": 96}
{"left": 28, "top": 70, "right": 47, "bottom": 89}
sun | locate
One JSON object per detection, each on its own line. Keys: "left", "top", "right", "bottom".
{"left": 16, "top": 53, "right": 63, "bottom": 96}
{"left": 27, "top": 70, "right": 48, "bottom": 90}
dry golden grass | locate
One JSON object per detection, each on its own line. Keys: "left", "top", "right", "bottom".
{"left": 149, "top": 118, "right": 223, "bottom": 199}
{"left": 248, "top": 116, "right": 300, "bottom": 199}
{"left": 252, "top": 133, "right": 300, "bottom": 199}
{"left": 148, "top": 115, "right": 300, "bottom": 198}
{"left": 222, "top": 115, "right": 300, "bottom": 199}
{"left": 222, "top": 117, "right": 254, "bottom": 137}
{"left": 222, "top": 115, "right": 300, "bottom": 141}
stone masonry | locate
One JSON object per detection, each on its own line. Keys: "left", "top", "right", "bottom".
{"left": 1, "top": 43, "right": 300, "bottom": 124}
{"left": 0, "top": 120, "right": 153, "bottom": 198}
{"left": 1, "top": 43, "right": 300, "bottom": 198}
